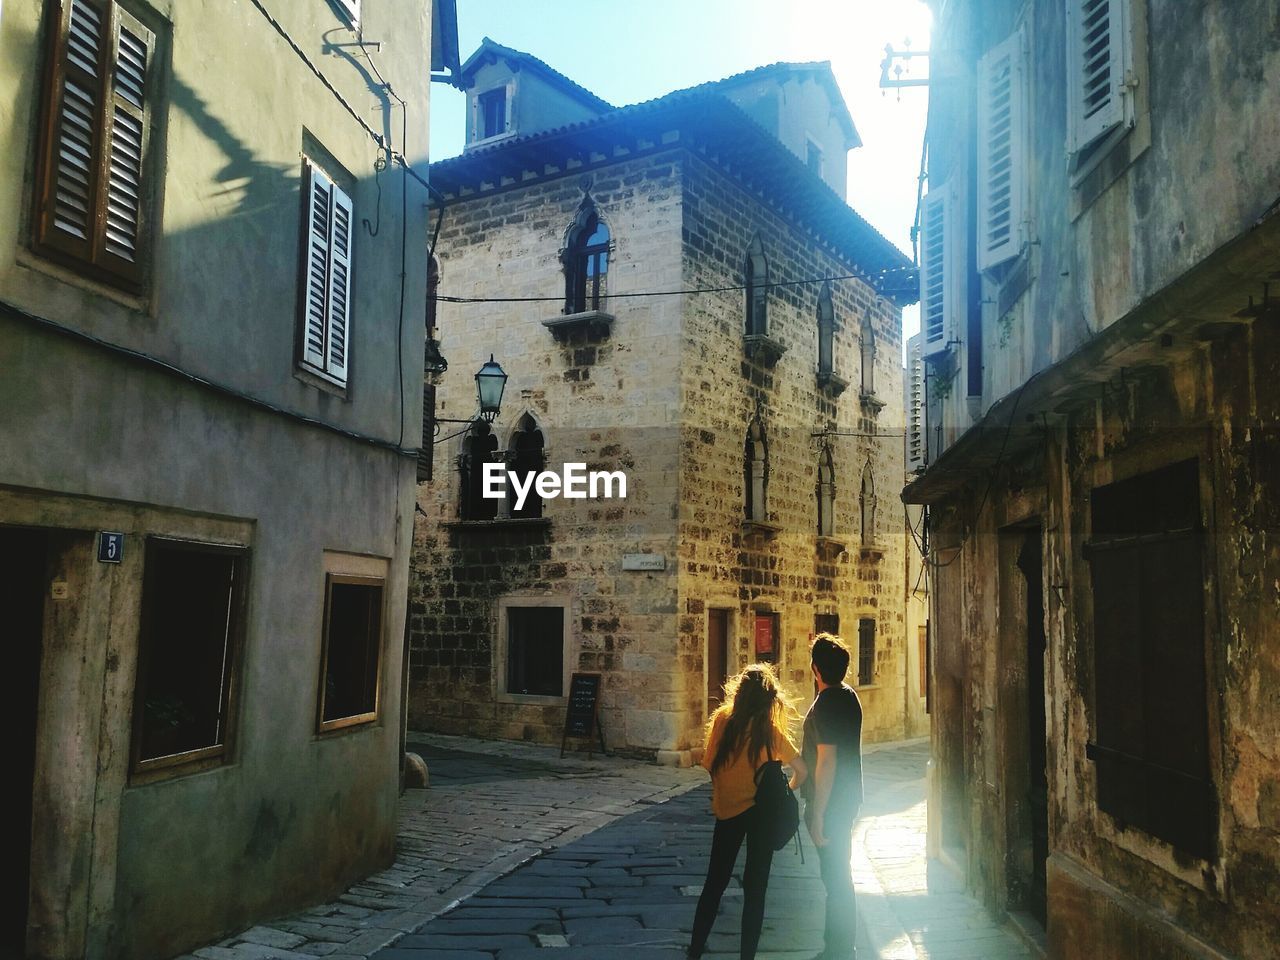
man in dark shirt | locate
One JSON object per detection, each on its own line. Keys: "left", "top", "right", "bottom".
{"left": 801, "top": 633, "right": 864, "bottom": 960}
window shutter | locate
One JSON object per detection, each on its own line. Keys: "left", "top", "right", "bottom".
{"left": 919, "top": 187, "right": 951, "bottom": 354}
{"left": 333, "top": 0, "right": 360, "bottom": 26}
{"left": 99, "top": 7, "right": 153, "bottom": 281}
{"left": 37, "top": 0, "right": 108, "bottom": 262}
{"left": 300, "top": 163, "right": 331, "bottom": 372}
{"left": 326, "top": 183, "right": 354, "bottom": 384}
{"left": 977, "top": 29, "right": 1026, "bottom": 271}
{"left": 417, "top": 383, "right": 435, "bottom": 482}
{"left": 1068, "top": 0, "right": 1127, "bottom": 153}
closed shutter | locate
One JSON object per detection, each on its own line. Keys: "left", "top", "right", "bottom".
{"left": 417, "top": 383, "right": 435, "bottom": 482}
{"left": 300, "top": 163, "right": 331, "bottom": 372}
{"left": 35, "top": 0, "right": 152, "bottom": 288}
{"left": 977, "top": 29, "right": 1026, "bottom": 271}
{"left": 326, "top": 184, "right": 353, "bottom": 384}
{"left": 100, "top": 8, "right": 153, "bottom": 281}
{"left": 1067, "top": 0, "right": 1127, "bottom": 153}
{"left": 919, "top": 187, "right": 951, "bottom": 354}
{"left": 333, "top": 0, "right": 360, "bottom": 25}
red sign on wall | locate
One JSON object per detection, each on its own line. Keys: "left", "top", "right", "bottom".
{"left": 754, "top": 614, "right": 776, "bottom": 657}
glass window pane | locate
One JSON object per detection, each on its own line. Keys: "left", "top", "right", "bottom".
{"left": 506, "top": 606, "right": 564, "bottom": 696}
{"left": 137, "top": 544, "right": 240, "bottom": 762}
{"left": 321, "top": 578, "right": 383, "bottom": 723}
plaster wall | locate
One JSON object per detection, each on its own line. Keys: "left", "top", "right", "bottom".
{"left": 0, "top": 1, "right": 432, "bottom": 956}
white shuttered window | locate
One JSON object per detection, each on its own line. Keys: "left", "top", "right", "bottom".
{"left": 977, "top": 29, "right": 1027, "bottom": 271}
{"left": 300, "top": 161, "right": 354, "bottom": 386}
{"left": 919, "top": 187, "right": 954, "bottom": 354}
{"left": 1066, "top": 0, "right": 1130, "bottom": 154}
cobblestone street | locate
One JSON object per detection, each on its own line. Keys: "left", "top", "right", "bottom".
{"left": 185, "top": 738, "right": 1036, "bottom": 960}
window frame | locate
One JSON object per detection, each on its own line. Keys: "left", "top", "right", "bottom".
{"left": 496, "top": 596, "right": 573, "bottom": 705}
{"left": 563, "top": 213, "right": 610, "bottom": 315}
{"left": 1084, "top": 457, "right": 1218, "bottom": 860}
{"left": 32, "top": 0, "right": 160, "bottom": 294}
{"left": 857, "top": 617, "right": 876, "bottom": 687}
{"left": 129, "top": 537, "right": 248, "bottom": 781}
{"left": 918, "top": 184, "right": 956, "bottom": 356}
{"left": 296, "top": 157, "right": 355, "bottom": 389}
{"left": 316, "top": 572, "right": 386, "bottom": 733}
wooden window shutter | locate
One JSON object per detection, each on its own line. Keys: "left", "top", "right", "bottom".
{"left": 1067, "top": 0, "right": 1127, "bottom": 153}
{"left": 918, "top": 187, "right": 952, "bottom": 354}
{"left": 326, "top": 184, "right": 354, "bottom": 384}
{"left": 333, "top": 0, "right": 360, "bottom": 26}
{"left": 977, "top": 29, "right": 1026, "bottom": 271}
{"left": 417, "top": 383, "right": 435, "bottom": 482}
{"left": 300, "top": 163, "right": 332, "bottom": 372}
{"left": 99, "top": 6, "right": 153, "bottom": 281}
{"left": 35, "top": 0, "right": 152, "bottom": 289}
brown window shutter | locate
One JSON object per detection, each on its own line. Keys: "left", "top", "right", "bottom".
{"left": 97, "top": 6, "right": 153, "bottom": 284}
{"left": 34, "top": 0, "right": 153, "bottom": 290}
{"left": 35, "top": 0, "right": 109, "bottom": 263}
{"left": 417, "top": 383, "right": 435, "bottom": 482}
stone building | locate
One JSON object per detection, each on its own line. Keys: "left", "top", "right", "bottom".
{"left": 905, "top": 1, "right": 1280, "bottom": 957}
{"left": 0, "top": 1, "right": 456, "bottom": 957}
{"left": 409, "top": 40, "right": 918, "bottom": 760}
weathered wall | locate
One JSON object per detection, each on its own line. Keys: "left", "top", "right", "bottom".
{"left": 676, "top": 151, "right": 910, "bottom": 744}
{"left": 410, "top": 153, "right": 686, "bottom": 755}
{"left": 0, "top": 1, "right": 431, "bottom": 957}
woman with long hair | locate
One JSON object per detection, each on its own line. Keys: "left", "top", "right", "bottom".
{"left": 688, "top": 663, "right": 807, "bottom": 960}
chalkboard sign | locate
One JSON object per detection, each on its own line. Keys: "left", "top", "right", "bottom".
{"left": 561, "top": 672, "right": 607, "bottom": 758}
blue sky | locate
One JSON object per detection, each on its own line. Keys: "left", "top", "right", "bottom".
{"left": 428, "top": 0, "right": 932, "bottom": 337}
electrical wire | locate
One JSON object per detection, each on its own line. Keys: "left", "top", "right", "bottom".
{"left": 1, "top": 298, "right": 415, "bottom": 457}
{"left": 435, "top": 269, "right": 918, "bottom": 305}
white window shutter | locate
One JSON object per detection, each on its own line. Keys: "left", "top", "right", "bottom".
{"left": 1068, "top": 0, "right": 1127, "bottom": 153}
{"left": 326, "top": 183, "right": 354, "bottom": 385}
{"left": 919, "top": 187, "right": 952, "bottom": 354}
{"left": 301, "top": 164, "right": 331, "bottom": 372}
{"left": 333, "top": 0, "right": 360, "bottom": 26}
{"left": 977, "top": 29, "right": 1026, "bottom": 271}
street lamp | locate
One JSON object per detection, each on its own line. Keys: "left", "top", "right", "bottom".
{"left": 474, "top": 354, "right": 508, "bottom": 424}
{"left": 432, "top": 355, "right": 509, "bottom": 441}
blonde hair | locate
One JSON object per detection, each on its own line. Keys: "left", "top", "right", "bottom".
{"left": 706, "top": 662, "right": 795, "bottom": 774}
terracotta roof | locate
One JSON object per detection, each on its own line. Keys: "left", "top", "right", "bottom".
{"left": 460, "top": 38, "right": 614, "bottom": 113}
{"left": 430, "top": 89, "right": 917, "bottom": 305}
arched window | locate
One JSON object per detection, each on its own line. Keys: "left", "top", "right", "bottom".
{"left": 817, "top": 281, "right": 835, "bottom": 376}
{"left": 460, "top": 422, "right": 499, "bottom": 521}
{"left": 563, "top": 199, "right": 610, "bottom": 314}
{"left": 744, "top": 235, "right": 769, "bottom": 337}
{"left": 508, "top": 414, "right": 546, "bottom": 519}
{"left": 817, "top": 445, "right": 835, "bottom": 537}
{"left": 860, "top": 313, "right": 877, "bottom": 396}
{"left": 745, "top": 417, "right": 769, "bottom": 522}
{"left": 860, "top": 461, "right": 876, "bottom": 545}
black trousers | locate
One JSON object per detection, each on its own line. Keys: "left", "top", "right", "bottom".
{"left": 689, "top": 806, "right": 774, "bottom": 960}
{"left": 816, "top": 807, "right": 858, "bottom": 959}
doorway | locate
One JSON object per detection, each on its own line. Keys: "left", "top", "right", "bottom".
{"left": 1015, "top": 528, "right": 1049, "bottom": 926}
{"left": 0, "top": 526, "right": 47, "bottom": 953}
{"left": 707, "top": 609, "right": 730, "bottom": 714}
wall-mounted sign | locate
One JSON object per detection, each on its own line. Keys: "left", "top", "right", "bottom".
{"left": 621, "top": 553, "right": 665, "bottom": 571}
{"left": 98, "top": 532, "right": 124, "bottom": 564}
{"left": 755, "top": 613, "right": 777, "bottom": 658}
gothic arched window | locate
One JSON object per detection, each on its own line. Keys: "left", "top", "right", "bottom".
{"left": 744, "top": 235, "right": 769, "bottom": 337}
{"left": 817, "top": 281, "right": 835, "bottom": 376}
{"left": 563, "top": 200, "right": 610, "bottom": 314}
{"left": 460, "top": 422, "right": 499, "bottom": 521}
{"left": 860, "top": 313, "right": 877, "bottom": 396}
{"left": 745, "top": 417, "right": 769, "bottom": 522}
{"left": 860, "top": 461, "right": 877, "bottom": 545}
{"left": 508, "top": 414, "right": 546, "bottom": 519}
{"left": 817, "top": 445, "right": 835, "bottom": 537}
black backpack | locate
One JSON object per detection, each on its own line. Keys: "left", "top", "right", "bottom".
{"left": 753, "top": 755, "right": 801, "bottom": 853}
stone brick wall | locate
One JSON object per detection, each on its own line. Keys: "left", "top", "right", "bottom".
{"left": 675, "top": 152, "right": 909, "bottom": 745}
{"left": 411, "top": 146, "right": 912, "bottom": 755}
{"left": 411, "top": 154, "right": 686, "bottom": 755}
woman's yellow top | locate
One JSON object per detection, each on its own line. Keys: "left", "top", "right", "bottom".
{"left": 702, "top": 712, "right": 799, "bottom": 820}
